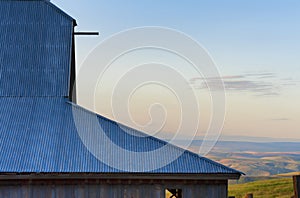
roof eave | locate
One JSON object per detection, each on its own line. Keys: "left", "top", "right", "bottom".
{"left": 0, "top": 172, "right": 242, "bottom": 180}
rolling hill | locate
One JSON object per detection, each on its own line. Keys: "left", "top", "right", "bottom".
{"left": 228, "top": 178, "right": 294, "bottom": 198}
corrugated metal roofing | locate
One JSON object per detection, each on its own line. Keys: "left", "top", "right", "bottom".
{"left": 0, "top": 0, "right": 73, "bottom": 96}
{"left": 0, "top": 0, "right": 242, "bottom": 176}
{"left": 0, "top": 97, "right": 241, "bottom": 174}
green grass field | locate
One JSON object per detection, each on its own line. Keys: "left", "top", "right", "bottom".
{"left": 228, "top": 178, "right": 294, "bottom": 198}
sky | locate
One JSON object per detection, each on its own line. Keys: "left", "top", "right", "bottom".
{"left": 52, "top": 0, "right": 300, "bottom": 140}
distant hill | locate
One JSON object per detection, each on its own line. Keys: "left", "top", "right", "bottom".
{"left": 207, "top": 151, "right": 300, "bottom": 177}
{"left": 213, "top": 141, "right": 300, "bottom": 152}
{"left": 187, "top": 140, "right": 300, "bottom": 153}
{"left": 183, "top": 140, "right": 300, "bottom": 177}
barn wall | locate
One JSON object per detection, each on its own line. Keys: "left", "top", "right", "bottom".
{"left": 0, "top": 179, "right": 227, "bottom": 198}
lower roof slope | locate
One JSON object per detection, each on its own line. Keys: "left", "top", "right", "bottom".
{"left": 0, "top": 97, "right": 242, "bottom": 177}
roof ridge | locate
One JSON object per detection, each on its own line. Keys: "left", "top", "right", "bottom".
{"left": 43, "top": 0, "right": 74, "bottom": 22}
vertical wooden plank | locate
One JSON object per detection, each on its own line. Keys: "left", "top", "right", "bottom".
{"left": 190, "top": 184, "right": 201, "bottom": 198}
{"left": 89, "top": 184, "right": 101, "bottom": 198}
{"left": 207, "top": 185, "right": 216, "bottom": 198}
{"left": 11, "top": 184, "right": 19, "bottom": 198}
{"left": 2, "top": 185, "right": 10, "bottom": 198}
{"left": 17, "top": 184, "right": 23, "bottom": 198}
{"left": 154, "top": 184, "right": 163, "bottom": 198}
{"left": 74, "top": 184, "right": 85, "bottom": 198}
{"left": 140, "top": 184, "right": 147, "bottom": 198}
{"left": 45, "top": 184, "right": 52, "bottom": 198}
{"left": 110, "top": 185, "right": 121, "bottom": 198}
{"left": 123, "top": 184, "right": 129, "bottom": 198}
{"left": 138, "top": 184, "right": 144, "bottom": 198}
{"left": 66, "top": 184, "right": 76, "bottom": 198}
{"left": 100, "top": 184, "right": 109, "bottom": 198}
{"left": 10, "top": 185, "right": 19, "bottom": 198}
{"left": 0, "top": 185, "right": 4, "bottom": 198}
{"left": 148, "top": 184, "right": 154, "bottom": 198}
{"left": 28, "top": 183, "right": 33, "bottom": 198}
{"left": 55, "top": 184, "right": 65, "bottom": 198}
{"left": 51, "top": 184, "right": 56, "bottom": 198}
{"left": 128, "top": 184, "right": 140, "bottom": 198}
{"left": 134, "top": 184, "right": 140, "bottom": 198}
{"left": 219, "top": 184, "right": 227, "bottom": 198}
{"left": 209, "top": 184, "right": 218, "bottom": 198}
{"left": 218, "top": 184, "right": 226, "bottom": 198}
{"left": 31, "top": 184, "right": 39, "bottom": 198}
{"left": 108, "top": 183, "right": 114, "bottom": 198}
{"left": 225, "top": 180, "right": 229, "bottom": 198}
{"left": 118, "top": 184, "right": 124, "bottom": 198}
{"left": 153, "top": 184, "right": 157, "bottom": 198}
{"left": 183, "top": 185, "right": 192, "bottom": 198}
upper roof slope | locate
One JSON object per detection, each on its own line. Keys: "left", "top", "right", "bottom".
{"left": 0, "top": 0, "right": 74, "bottom": 96}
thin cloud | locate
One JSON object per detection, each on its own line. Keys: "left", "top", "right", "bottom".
{"left": 190, "top": 72, "right": 297, "bottom": 97}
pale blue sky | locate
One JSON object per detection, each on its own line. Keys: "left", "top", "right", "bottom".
{"left": 53, "top": 0, "right": 300, "bottom": 75}
{"left": 52, "top": 0, "right": 300, "bottom": 139}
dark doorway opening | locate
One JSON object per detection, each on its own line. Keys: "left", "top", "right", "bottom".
{"left": 165, "top": 188, "right": 182, "bottom": 198}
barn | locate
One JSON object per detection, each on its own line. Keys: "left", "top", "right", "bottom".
{"left": 0, "top": 0, "right": 242, "bottom": 197}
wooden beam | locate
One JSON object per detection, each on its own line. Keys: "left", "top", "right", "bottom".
{"left": 0, "top": 178, "right": 227, "bottom": 185}
{"left": 74, "top": 32, "right": 99, "bottom": 36}
{"left": 69, "top": 25, "right": 76, "bottom": 103}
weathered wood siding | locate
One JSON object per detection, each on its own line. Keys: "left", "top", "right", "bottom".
{"left": 0, "top": 179, "right": 227, "bottom": 198}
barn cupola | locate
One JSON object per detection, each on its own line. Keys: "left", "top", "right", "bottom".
{"left": 0, "top": 0, "right": 77, "bottom": 102}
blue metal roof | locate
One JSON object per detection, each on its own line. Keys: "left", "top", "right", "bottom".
{"left": 0, "top": 97, "right": 241, "bottom": 174}
{"left": 0, "top": 0, "right": 73, "bottom": 96}
{"left": 0, "top": 0, "right": 242, "bottom": 176}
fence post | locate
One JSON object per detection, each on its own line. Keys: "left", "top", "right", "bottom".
{"left": 245, "top": 193, "right": 253, "bottom": 198}
{"left": 294, "top": 175, "right": 300, "bottom": 198}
